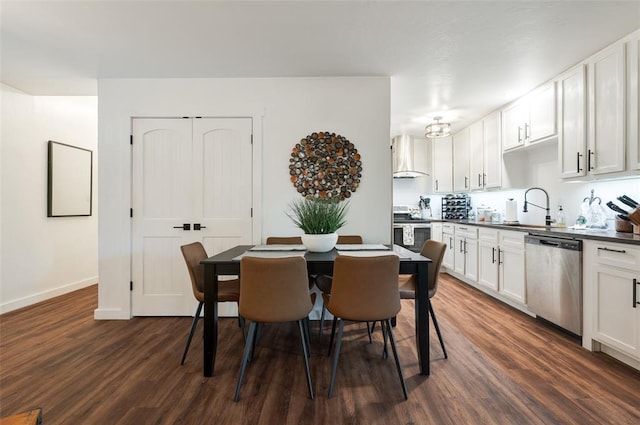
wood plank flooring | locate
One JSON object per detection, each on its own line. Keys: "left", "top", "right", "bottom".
{"left": 1, "top": 275, "right": 639, "bottom": 424}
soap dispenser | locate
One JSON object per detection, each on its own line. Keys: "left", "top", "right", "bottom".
{"left": 556, "top": 205, "right": 566, "bottom": 228}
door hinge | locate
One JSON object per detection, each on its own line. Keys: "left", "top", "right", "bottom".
{"left": 130, "top": 208, "right": 133, "bottom": 218}
{"left": 130, "top": 135, "right": 133, "bottom": 145}
{"left": 130, "top": 281, "right": 133, "bottom": 291}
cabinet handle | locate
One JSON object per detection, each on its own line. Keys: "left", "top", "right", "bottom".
{"left": 464, "top": 240, "right": 468, "bottom": 254}
{"left": 588, "top": 149, "right": 594, "bottom": 171}
{"left": 435, "top": 180, "right": 439, "bottom": 191}
{"left": 524, "top": 123, "right": 530, "bottom": 141}
{"left": 498, "top": 249, "right": 503, "bottom": 265}
{"left": 492, "top": 247, "right": 496, "bottom": 264}
{"left": 449, "top": 237, "right": 453, "bottom": 249}
{"left": 576, "top": 152, "right": 583, "bottom": 173}
{"left": 597, "top": 247, "right": 626, "bottom": 254}
{"left": 482, "top": 173, "right": 486, "bottom": 187}
{"left": 459, "top": 239, "right": 463, "bottom": 253}
{"left": 465, "top": 176, "right": 468, "bottom": 189}
{"left": 478, "top": 174, "right": 482, "bottom": 187}
{"left": 634, "top": 279, "right": 639, "bottom": 309}
{"left": 517, "top": 126, "right": 522, "bottom": 143}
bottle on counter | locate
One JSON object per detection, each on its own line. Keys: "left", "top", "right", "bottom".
{"left": 556, "top": 205, "right": 566, "bottom": 228}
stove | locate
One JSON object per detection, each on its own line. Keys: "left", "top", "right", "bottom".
{"left": 393, "top": 205, "right": 431, "bottom": 252}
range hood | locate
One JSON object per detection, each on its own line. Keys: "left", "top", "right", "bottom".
{"left": 392, "top": 135, "right": 428, "bottom": 178}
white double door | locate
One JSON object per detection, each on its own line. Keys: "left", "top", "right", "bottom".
{"left": 132, "top": 117, "right": 253, "bottom": 316}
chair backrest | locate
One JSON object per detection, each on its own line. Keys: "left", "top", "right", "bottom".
{"left": 336, "top": 235, "right": 363, "bottom": 244}
{"left": 328, "top": 255, "right": 400, "bottom": 321}
{"left": 420, "top": 240, "right": 447, "bottom": 295}
{"left": 239, "top": 256, "right": 313, "bottom": 322}
{"left": 266, "top": 236, "right": 303, "bottom": 245}
{"left": 180, "top": 242, "right": 208, "bottom": 300}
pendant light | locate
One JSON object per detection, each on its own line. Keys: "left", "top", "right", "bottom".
{"left": 424, "top": 116, "right": 451, "bottom": 139}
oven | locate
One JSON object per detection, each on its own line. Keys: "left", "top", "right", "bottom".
{"left": 393, "top": 222, "right": 431, "bottom": 252}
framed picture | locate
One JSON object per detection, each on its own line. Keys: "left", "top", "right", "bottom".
{"left": 47, "top": 140, "right": 93, "bottom": 217}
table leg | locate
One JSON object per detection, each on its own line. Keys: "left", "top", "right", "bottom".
{"left": 203, "top": 264, "right": 219, "bottom": 376}
{"left": 415, "top": 261, "right": 430, "bottom": 375}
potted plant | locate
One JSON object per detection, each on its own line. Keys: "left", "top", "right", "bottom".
{"left": 287, "top": 197, "right": 349, "bottom": 252}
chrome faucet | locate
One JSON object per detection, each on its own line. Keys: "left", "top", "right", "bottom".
{"left": 523, "top": 187, "right": 552, "bottom": 226}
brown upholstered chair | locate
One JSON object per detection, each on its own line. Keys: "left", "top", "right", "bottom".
{"left": 180, "top": 242, "right": 242, "bottom": 365}
{"left": 315, "top": 235, "right": 363, "bottom": 336}
{"left": 265, "top": 236, "right": 303, "bottom": 244}
{"left": 234, "top": 256, "right": 315, "bottom": 402}
{"left": 324, "top": 254, "right": 407, "bottom": 399}
{"left": 398, "top": 240, "right": 448, "bottom": 359}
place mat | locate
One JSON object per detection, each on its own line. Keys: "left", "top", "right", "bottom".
{"left": 232, "top": 251, "right": 307, "bottom": 261}
{"left": 335, "top": 244, "right": 389, "bottom": 251}
{"left": 249, "top": 244, "right": 306, "bottom": 251}
{"left": 337, "top": 250, "right": 399, "bottom": 257}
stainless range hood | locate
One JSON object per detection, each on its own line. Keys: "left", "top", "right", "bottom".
{"left": 392, "top": 134, "right": 427, "bottom": 178}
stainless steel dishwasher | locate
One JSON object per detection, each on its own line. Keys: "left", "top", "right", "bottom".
{"left": 525, "top": 233, "right": 583, "bottom": 336}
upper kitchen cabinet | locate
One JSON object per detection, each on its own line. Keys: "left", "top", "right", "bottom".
{"left": 432, "top": 136, "right": 453, "bottom": 193}
{"left": 502, "top": 81, "right": 557, "bottom": 152}
{"left": 587, "top": 42, "right": 625, "bottom": 175}
{"left": 628, "top": 32, "right": 640, "bottom": 171}
{"left": 557, "top": 64, "right": 587, "bottom": 179}
{"left": 453, "top": 128, "right": 470, "bottom": 192}
{"left": 469, "top": 111, "right": 502, "bottom": 190}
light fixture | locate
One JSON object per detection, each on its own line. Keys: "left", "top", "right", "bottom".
{"left": 424, "top": 116, "right": 451, "bottom": 138}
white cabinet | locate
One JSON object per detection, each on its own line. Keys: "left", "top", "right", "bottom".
{"left": 477, "top": 228, "right": 525, "bottom": 304}
{"left": 432, "top": 136, "right": 453, "bottom": 193}
{"left": 587, "top": 43, "right": 625, "bottom": 175}
{"left": 431, "top": 222, "right": 443, "bottom": 243}
{"left": 557, "top": 64, "right": 587, "bottom": 178}
{"left": 584, "top": 241, "right": 640, "bottom": 360}
{"left": 453, "top": 225, "right": 478, "bottom": 282}
{"left": 478, "top": 228, "right": 499, "bottom": 291}
{"left": 442, "top": 223, "right": 455, "bottom": 270}
{"left": 502, "top": 82, "right": 557, "bottom": 152}
{"left": 469, "top": 111, "right": 502, "bottom": 190}
{"left": 453, "top": 128, "right": 470, "bottom": 192}
{"left": 628, "top": 33, "right": 640, "bottom": 171}
{"left": 498, "top": 230, "right": 526, "bottom": 304}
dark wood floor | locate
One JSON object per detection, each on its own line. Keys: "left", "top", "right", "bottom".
{"left": 2, "top": 275, "right": 639, "bottom": 424}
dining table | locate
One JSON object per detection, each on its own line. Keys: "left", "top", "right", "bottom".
{"left": 200, "top": 244, "right": 432, "bottom": 377}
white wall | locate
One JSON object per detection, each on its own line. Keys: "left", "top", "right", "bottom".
{"left": 0, "top": 84, "right": 98, "bottom": 313}
{"left": 96, "top": 77, "right": 391, "bottom": 319}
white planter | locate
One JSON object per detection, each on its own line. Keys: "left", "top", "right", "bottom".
{"left": 301, "top": 233, "right": 338, "bottom": 252}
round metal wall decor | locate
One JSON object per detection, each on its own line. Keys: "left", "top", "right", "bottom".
{"left": 289, "top": 131, "right": 362, "bottom": 200}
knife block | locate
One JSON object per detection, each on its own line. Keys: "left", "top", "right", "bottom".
{"left": 615, "top": 218, "right": 633, "bottom": 233}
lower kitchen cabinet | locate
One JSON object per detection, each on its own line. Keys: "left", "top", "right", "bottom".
{"left": 584, "top": 240, "right": 640, "bottom": 361}
{"left": 431, "top": 222, "right": 443, "bottom": 243}
{"left": 442, "top": 223, "right": 455, "bottom": 270}
{"left": 454, "top": 225, "right": 478, "bottom": 282}
{"left": 477, "top": 228, "right": 526, "bottom": 304}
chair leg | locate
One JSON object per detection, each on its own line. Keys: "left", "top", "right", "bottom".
{"left": 238, "top": 315, "right": 246, "bottom": 344}
{"left": 327, "top": 317, "right": 338, "bottom": 357}
{"left": 319, "top": 304, "right": 326, "bottom": 338}
{"left": 328, "top": 319, "right": 345, "bottom": 398}
{"left": 297, "top": 320, "right": 314, "bottom": 399}
{"left": 381, "top": 321, "right": 389, "bottom": 359}
{"left": 181, "top": 302, "right": 203, "bottom": 365}
{"left": 302, "top": 317, "right": 312, "bottom": 357}
{"left": 384, "top": 319, "right": 408, "bottom": 400}
{"left": 234, "top": 321, "right": 258, "bottom": 402}
{"left": 366, "top": 321, "right": 373, "bottom": 344}
{"left": 429, "top": 300, "right": 448, "bottom": 359}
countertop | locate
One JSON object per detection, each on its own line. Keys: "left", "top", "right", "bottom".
{"left": 429, "top": 219, "right": 640, "bottom": 246}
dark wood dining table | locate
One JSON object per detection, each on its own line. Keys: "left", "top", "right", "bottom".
{"left": 200, "top": 244, "right": 432, "bottom": 377}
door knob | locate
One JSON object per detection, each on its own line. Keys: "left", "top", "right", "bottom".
{"left": 193, "top": 223, "right": 207, "bottom": 231}
{"left": 173, "top": 223, "right": 191, "bottom": 230}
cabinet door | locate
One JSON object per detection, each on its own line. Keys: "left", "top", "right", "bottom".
{"left": 557, "top": 65, "right": 587, "bottom": 178}
{"left": 478, "top": 240, "right": 499, "bottom": 291}
{"left": 442, "top": 232, "right": 455, "bottom": 270}
{"left": 527, "top": 82, "right": 556, "bottom": 143}
{"left": 454, "top": 235, "right": 466, "bottom": 275}
{"left": 453, "top": 128, "right": 470, "bottom": 192}
{"left": 464, "top": 238, "right": 479, "bottom": 282}
{"left": 469, "top": 121, "right": 484, "bottom": 190}
{"left": 432, "top": 136, "right": 453, "bottom": 193}
{"left": 431, "top": 223, "right": 443, "bottom": 242}
{"left": 629, "top": 35, "right": 640, "bottom": 170}
{"left": 592, "top": 264, "right": 639, "bottom": 358}
{"left": 483, "top": 111, "right": 502, "bottom": 189}
{"left": 588, "top": 43, "right": 625, "bottom": 175}
{"left": 502, "top": 101, "right": 525, "bottom": 151}
{"left": 499, "top": 246, "right": 526, "bottom": 304}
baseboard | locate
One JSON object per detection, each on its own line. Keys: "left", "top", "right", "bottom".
{"left": 93, "top": 307, "right": 130, "bottom": 320}
{"left": 0, "top": 276, "right": 97, "bottom": 314}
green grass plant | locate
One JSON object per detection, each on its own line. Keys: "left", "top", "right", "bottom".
{"left": 287, "top": 198, "right": 349, "bottom": 234}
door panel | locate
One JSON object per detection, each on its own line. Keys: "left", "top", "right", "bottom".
{"left": 132, "top": 117, "right": 253, "bottom": 316}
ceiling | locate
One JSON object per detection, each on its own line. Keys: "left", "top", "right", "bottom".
{"left": 2, "top": 1, "right": 639, "bottom": 137}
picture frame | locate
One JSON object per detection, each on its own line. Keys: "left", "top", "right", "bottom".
{"left": 47, "top": 140, "right": 93, "bottom": 217}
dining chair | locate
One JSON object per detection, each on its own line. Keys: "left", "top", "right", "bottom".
{"left": 324, "top": 254, "right": 408, "bottom": 399}
{"left": 180, "top": 242, "right": 242, "bottom": 365}
{"left": 265, "top": 236, "right": 303, "bottom": 244}
{"left": 398, "top": 239, "right": 448, "bottom": 359}
{"left": 315, "top": 235, "right": 363, "bottom": 337}
{"left": 234, "top": 256, "right": 315, "bottom": 402}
